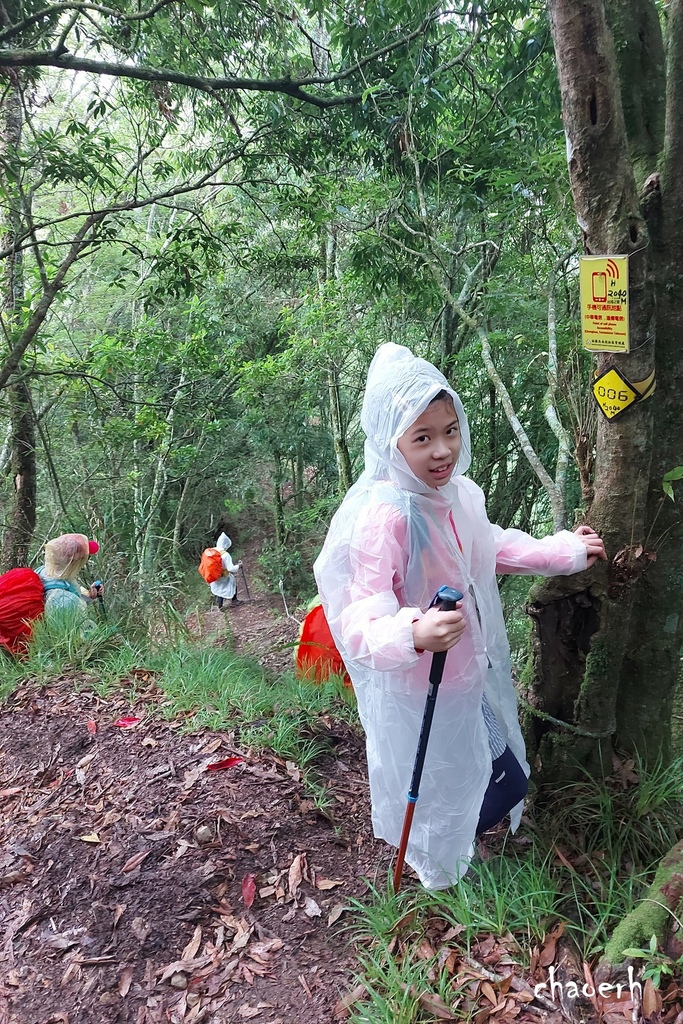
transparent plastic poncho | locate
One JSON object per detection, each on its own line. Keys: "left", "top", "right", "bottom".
{"left": 314, "top": 343, "right": 586, "bottom": 889}
{"left": 210, "top": 532, "right": 237, "bottom": 599}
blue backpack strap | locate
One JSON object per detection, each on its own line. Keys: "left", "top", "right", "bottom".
{"left": 43, "top": 579, "right": 81, "bottom": 596}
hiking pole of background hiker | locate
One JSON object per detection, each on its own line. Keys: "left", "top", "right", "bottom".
{"left": 278, "top": 578, "right": 290, "bottom": 618}
{"left": 92, "top": 579, "right": 106, "bottom": 619}
{"left": 239, "top": 563, "right": 251, "bottom": 602}
{"left": 278, "top": 578, "right": 301, "bottom": 624}
{"left": 392, "top": 585, "right": 464, "bottom": 894}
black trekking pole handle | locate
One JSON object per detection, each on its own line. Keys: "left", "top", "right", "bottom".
{"left": 393, "top": 584, "right": 464, "bottom": 892}
{"left": 92, "top": 579, "right": 106, "bottom": 619}
{"left": 405, "top": 586, "right": 464, "bottom": 802}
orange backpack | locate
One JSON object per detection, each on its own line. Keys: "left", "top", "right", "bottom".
{"left": 198, "top": 548, "right": 225, "bottom": 584}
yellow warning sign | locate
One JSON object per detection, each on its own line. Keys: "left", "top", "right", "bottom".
{"left": 580, "top": 255, "right": 629, "bottom": 352}
{"left": 592, "top": 366, "right": 639, "bottom": 420}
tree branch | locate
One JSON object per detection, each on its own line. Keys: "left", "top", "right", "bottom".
{"left": 0, "top": 212, "right": 104, "bottom": 390}
{"left": 0, "top": 0, "right": 175, "bottom": 44}
{"left": 0, "top": 7, "right": 451, "bottom": 109}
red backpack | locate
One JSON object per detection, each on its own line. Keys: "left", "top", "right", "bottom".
{"left": 0, "top": 567, "right": 47, "bottom": 655}
{"left": 198, "top": 548, "right": 225, "bottom": 584}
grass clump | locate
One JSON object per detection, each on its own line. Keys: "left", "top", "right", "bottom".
{"left": 541, "top": 753, "right": 683, "bottom": 869}
{"left": 427, "top": 848, "right": 561, "bottom": 950}
{"left": 0, "top": 612, "right": 132, "bottom": 696}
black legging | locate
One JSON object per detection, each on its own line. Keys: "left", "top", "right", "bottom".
{"left": 476, "top": 746, "right": 529, "bottom": 836}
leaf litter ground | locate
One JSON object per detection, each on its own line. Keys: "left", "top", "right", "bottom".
{"left": 2, "top": 594, "right": 681, "bottom": 1024}
{"left": 0, "top": 595, "right": 394, "bottom": 1023}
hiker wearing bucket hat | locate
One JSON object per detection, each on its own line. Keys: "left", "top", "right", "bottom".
{"left": 37, "top": 533, "right": 104, "bottom": 618}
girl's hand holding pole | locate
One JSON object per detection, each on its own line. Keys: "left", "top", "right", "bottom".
{"left": 412, "top": 603, "right": 465, "bottom": 653}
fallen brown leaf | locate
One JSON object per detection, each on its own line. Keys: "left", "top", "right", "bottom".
{"left": 118, "top": 965, "right": 134, "bottom": 997}
{"left": 538, "top": 922, "right": 565, "bottom": 968}
{"left": 237, "top": 1004, "right": 262, "bottom": 1018}
{"left": 642, "top": 977, "right": 662, "bottom": 1018}
{"left": 327, "top": 904, "right": 346, "bottom": 926}
{"left": 481, "top": 981, "right": 498, "bottom": 1006}
{"left": 242, "top": 874, "right": 256, "bottom": 909}
{"left": 121, "top": 850, "right": 150, "bottom": 873}
{"left": 333, "top": 982, "right": 367, "bottom": 1018}
{"left": 181, "top": 925, "right": 203, "bottom": 961}
{"left": 417, "top": 990, "right": 457, "bottom": 1019}
{"left": 288, "top": 854, "right": 306, "bottom": 897}
{"left": 302, "top": 896, "right": 321, "bottom": 918}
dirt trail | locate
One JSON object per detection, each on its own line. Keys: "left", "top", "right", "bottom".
{"left": 0, "top": 583, "right": 389, "bottom": 1024}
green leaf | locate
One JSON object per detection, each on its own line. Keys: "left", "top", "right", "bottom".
{"left": 361, "top": 84, "right": 384, "bottom": 104}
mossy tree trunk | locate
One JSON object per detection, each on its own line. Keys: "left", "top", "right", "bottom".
{"left": 617, "top": 0, "right": 683, "bottom": 764}
{"left": 524, "top": 0, "right": 683, "bottom": 782}
{"left": 602, "top": 840, "right": 683, "bottom": 966}
{"left": 0, "top": 84, "right": 36, "bottom": 571}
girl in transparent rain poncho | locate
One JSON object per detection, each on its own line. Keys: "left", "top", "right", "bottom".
{"left": 210, "top": 533, "right": 242, "bottom": 609}
{"left": 314, "top": 343, "right": 605, "bottom": 890}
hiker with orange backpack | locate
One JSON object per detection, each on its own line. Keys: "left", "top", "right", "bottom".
{"left": 199, "top": 533, "right": 242, "bottom": 610}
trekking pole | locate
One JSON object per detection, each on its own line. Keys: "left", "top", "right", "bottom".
{"left": 239, "top": 563, "right": 251, "bottom": 602}
{"left": 278, "top": 578, "right": 290, "bottom": 618}
{"left": 392, "top": 585, "right": 463, "bottom": 893}
{"left": 92, "top": 580, "right": 106, "bottom": 620}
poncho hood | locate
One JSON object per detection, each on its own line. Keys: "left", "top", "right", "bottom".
{"left": 361, "top": 342, "right": 471, "bottom": 494}
{"left": 216, "top": 533, "right": 232, "bottom": 552}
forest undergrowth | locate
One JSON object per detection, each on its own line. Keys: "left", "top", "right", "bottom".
{"left": 1, "top": 593, "right": 682, "bottom": 1024}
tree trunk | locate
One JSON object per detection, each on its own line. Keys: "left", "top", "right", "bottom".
{"left": 1, "top": 381, "right": 36, "bottom": 570}
{"left": 601, "top": 840, "right": 683, "bottom": 965}
{"left": 604, "top": 0, "right": 666, "bottom": 188}
{"left": 0, "top": 84, "right": 36, "bottom": 570}
{"left": 525, "top": 0, "right": 664, "bottom": 782}
{"left": 172, "top": 475, "right": 193, "bottom": 571}
{"left": 615, "top": 0, "right": 683, "bottom": 761}
{"left": 328, "top": 361, "right": 353, "bottom": 495}
{"left": 320, "top": 226, "right": 353, "bottom": 496}
{"left": 273, "top": 451, "right": 285, "bottom": 547}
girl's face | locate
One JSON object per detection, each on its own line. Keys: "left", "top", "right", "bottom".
{"left": 396, "top": 397, "right": 461, "bottom": 488}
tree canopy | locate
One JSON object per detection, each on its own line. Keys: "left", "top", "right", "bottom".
{"left": 1, "top": 0, "right": 681, "bottom": 779}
